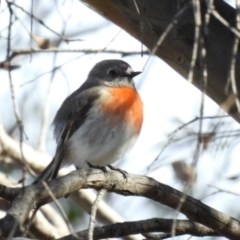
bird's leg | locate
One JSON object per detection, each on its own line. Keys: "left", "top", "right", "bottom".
{"left": 107, "top": 165, "right": 128, "bottom": 179}
{"left": 87, "top": 162, "right": 108, "bottom": 175}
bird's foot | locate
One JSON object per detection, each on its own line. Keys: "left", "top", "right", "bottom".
{"left": 87, "top": 162, "right": 108, "bottom": 175}
{"left": 107, "top": 165, "right": 128, "bottom": 179}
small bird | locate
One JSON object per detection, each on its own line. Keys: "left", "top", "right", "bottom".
{"left": 35, "top": 59, "right": 143, "bottom": 182}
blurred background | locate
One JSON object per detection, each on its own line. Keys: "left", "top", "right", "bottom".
{"left": 0, "top": 0, "right": 239, "bottom": 239}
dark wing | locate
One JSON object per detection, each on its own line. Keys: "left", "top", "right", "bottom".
{"left": 53, "top": 87, "right": 100, "bottom": 140}
{"left": 34, "top": 88, "right": 100, "bottom": 183}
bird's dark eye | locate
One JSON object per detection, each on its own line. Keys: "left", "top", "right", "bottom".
{"left": 107, "top": 69, "right": 118, "bottom": 76}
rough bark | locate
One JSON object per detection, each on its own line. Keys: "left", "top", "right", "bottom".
{"left": 58, "top": 218, "right": 219, "bottom": 240}
{"left": 0, "top": 169, "right": 240, "bottom": 239}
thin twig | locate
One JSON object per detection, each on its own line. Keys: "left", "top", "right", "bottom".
{"left": 147, "top": 115, "right": 229, "bottom": 171}
{"left": 188, "top": 0, "right": 201, "bottom": 83}
{"left": 208, "top": 184, "right": 240, "bottom": 196}
{"left": 5, "top": 0, "right": 32, "bottom": 186}
{"left": 37, "top": 48, "right": 59, "bottom": 152}
{"left": 173, "top": 1, "right": 206, "bottom": 236}
{"left": 38, "top": 14, "right": 75, "bottom": 152}
{"left": 8, "top": 1, "right": 82, "bottom": 43}
{"left": 88, "top": 189, "right": 107, "bottom": 240}
{"left": 36, "top": 74, "right": 54, "bottom": 152}
{"left": 211, "top": 5, "right": 240, "bottom": 39}
{"left": 9, "top": 47, "right": 148, "bottom": 61}
{"left": 132, "top": 0, "right": 144, "bottom": 56}
{"left": 168, "top": 115, "right": 229, "bottom": 138}
{"left": 228, "top": 0, "right": 240, "bottom": 112}
{"left": 20, "top": 54, "right": 84, "bottom": 87}
{"left": 41, "top": 181, "right": 79, "bottom": 239}
{"left": 90, "top": 29, "right": 122, "bottom": 58}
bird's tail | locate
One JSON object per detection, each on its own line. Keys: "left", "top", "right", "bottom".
{"left": 33, "top": 156, "right": 61, "bottom": 184}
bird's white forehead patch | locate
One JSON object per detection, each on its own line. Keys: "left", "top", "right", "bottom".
{"left": 125, "top": 67, "right": 133, "bottom": 74}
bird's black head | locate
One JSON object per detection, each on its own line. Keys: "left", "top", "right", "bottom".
{"left": 87, "top": 60, "right": 141, "bottom": 87}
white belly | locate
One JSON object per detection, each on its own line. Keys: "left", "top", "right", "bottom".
{"left": 62, "top": 106, "right": 139, "bottom": 169}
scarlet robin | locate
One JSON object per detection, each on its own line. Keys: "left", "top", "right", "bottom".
{"left": 36, "top": 59, "right": 143, "bottom": 182}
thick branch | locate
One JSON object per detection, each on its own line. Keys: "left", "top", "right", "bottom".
{"left": 0, "top": 169, "right": 239, "bottom": 239}
{"left": 58, "top": 218, "right": 219, "bottom": 240}
{"left": 0, "top": 124, "right": 51, "bottom": 172}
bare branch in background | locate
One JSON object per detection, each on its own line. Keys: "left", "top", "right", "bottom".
{"left": 59, "top": 218, "right": 219, "bottom": 240}
{"left": 7, "top": 1, "right": 82, "bottom": 43}
{"left": 5, "top": 0, "right": 30, "bottom": 184}
{"left": 88, "top": 188, "right": 107, "bottom": 240}
{"left": 8, "top": 48, "right": 148, "bottom": 61}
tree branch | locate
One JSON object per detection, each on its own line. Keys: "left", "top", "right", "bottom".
{"left": 58, "top": 218, "right": 219, "bottom": 240}
{"left": 0, "top": 169, "right": 239, "bottom": 239}
{"left": 8, "top": 48, "right": 148, "bottom": 61}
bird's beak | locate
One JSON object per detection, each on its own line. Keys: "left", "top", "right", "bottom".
{"left": 129, "top": 71, "right": 142, "bottom": 78}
